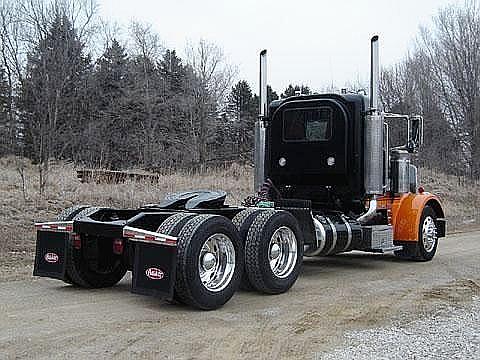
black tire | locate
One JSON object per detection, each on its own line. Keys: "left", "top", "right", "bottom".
{"left": 156, "top": 213, "right": 197, "bottom": 236}
{"left": 66, "top": 207, "right": 127, "bottom": 288}
{"left": 55, "top": 205, "right": 90, "bottom": 285}
{"left": 174, "top": 214, "right": 243, "bottom": 310}
{"left": 245, "top": 210, "right": 304, "bottom": 294}
{"left": 394, "top": 205, "right": 438, "bottom": 261}
{"left": 156, "top": 212, "right": 197, "bottom": 304}
{"left": 232, "top": 208, "right": 263, "bottom": 291}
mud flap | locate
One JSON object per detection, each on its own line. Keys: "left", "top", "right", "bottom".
{"left": 33, "top": 231, "right": 69, "bottom": 281}
{"left": 131, "top": 242, "right": 177, "bottom": 300}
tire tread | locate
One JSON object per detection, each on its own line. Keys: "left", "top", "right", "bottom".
{"left": 174, "top": 214, "right": 217, "bottom": 308}
{"left": 232, "top": 208, "right": 264, "bottom": 291}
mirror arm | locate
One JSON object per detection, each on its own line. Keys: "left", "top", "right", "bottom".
{"left": 383, "top": 113, "right": 423, "bottom": 153}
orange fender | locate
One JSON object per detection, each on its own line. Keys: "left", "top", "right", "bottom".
{"left": 391, "top": 192, "right": 445, "bottom": 242}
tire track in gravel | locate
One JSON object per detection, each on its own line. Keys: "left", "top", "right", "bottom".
{"left": 1, "top": 231, "right": 479, "bottom": 359}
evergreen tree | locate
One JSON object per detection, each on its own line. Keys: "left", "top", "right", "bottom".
{"left": 95, "top": 39, "right": 129, "bottom": 107}
{"left": 159, "top": 49, "right": 187, "bottom": 93}
{"left": 252, "top": 85, "right": 279, "bottom": 117}
{"left": 20, "top": 13, "right": 91, "bottom": 170}
{"left": 228, "top": 80, "right": 256, "bottom": 120}
{"left": 267, "top": 85, "right": 279, "bottom": 104}
{"left": 157, "top": 49, "right": 200, "bottom": 166}
{"left": 281, "top": 84, "right": 311, "bottom": 98}
{"left": 90, "top": 39, "right": 130, "bottom": 168}
{"left": 224, "top": 80, "right": 257, "bottom": 159}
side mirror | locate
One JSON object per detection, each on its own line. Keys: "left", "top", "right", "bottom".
{"left": 407, "top": 116, "right": 424, "bottom": 151}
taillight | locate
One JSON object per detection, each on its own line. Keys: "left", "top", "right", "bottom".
{"left": 113, "top": 238, "right": 124, "bottom": 255}
{"left": 72, "top": 233, "right": 82, "bottom": 249}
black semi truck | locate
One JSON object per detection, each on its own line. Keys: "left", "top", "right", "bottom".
{"left": 33, "top": 36, "right": 445, "bottom": 310}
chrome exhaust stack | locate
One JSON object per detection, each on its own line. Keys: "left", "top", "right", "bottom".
{"left": 364, "top": 35, "right": 384, "bottom": 196}
{"left": 254, "top": 49, "right": 268, "bottom": 191}
{"left": 369, "top": 35, "right": 379, "bottom": 111}
{"left": 359, "top": 35, "right": 384, "bottom": 224}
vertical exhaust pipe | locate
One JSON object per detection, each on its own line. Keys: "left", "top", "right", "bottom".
{"left": 370, "top": 35, "right": 379, "bottom": 111}
{"left": 360, "top": 35, "right": 384, "bottom": 224}
{"left": 259, "top": 49, "right": 268, "bottom": 118}
{"left": 254, "top": 50, "right": 267, "bottom": 191}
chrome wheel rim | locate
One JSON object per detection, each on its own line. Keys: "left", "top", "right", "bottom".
{"left": 268, "top": 226, "right": 297, "bottom": 278}
{"left": 198, "top": 234, "right": 235, "bottom": 292}
{"left": 422, "top": 216, "right": 438, "bottom": 253}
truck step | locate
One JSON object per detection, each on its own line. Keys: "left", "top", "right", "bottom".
{"left": 362, "top": 225, "right": 402, "bottom": 253}
{"left": 377, "top": 245, "right": 403, "bottom": 253}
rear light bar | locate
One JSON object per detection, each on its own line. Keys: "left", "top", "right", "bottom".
{"left": 123, "top": 226, "right": 177, "bottom": 247}
{"left": 34, "top": 221, "right": 74, "bottom": 233}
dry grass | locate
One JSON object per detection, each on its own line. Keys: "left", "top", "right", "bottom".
{"left": 0, "top": 156, "right": 252, "bottom": 254}
{"left": 0, "top": 156, "right": 479, "bottom": 257}
{"left": 420, "top": 167, "right": 480, "bottom": 232}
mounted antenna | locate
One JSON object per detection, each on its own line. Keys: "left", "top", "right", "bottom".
{"left": 254, "top": 50, "right": 268, "bottom": 191}
{"left": 370, "top": 35, "right": 379, "bottom": 111}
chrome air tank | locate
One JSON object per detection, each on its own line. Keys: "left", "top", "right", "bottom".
{"left": 390, "top": 149, "right": 410, "bottom": 194}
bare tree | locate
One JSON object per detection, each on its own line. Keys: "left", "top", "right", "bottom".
{"left": 186, "top": 39, "right": 235, "bottom": 105}
{"left": 381, "top": 53, "right": 463, "bottom": 174}
{"left": 20, "top": 0, "right": 98, "bottom": 45}
{"left": 185, "top": 39, "right": 236, "bottom": 164}
{"left": 97, "top": 18, "right": 123, "bottom": 50}
{"left": 129, "top": 21, "right": 163, "bottom": 63}
{"left": 417, "top": 0, "right": 480, "bottom": 178}
{"left": 127, "top": 21, "right": 165, "bottom": 168}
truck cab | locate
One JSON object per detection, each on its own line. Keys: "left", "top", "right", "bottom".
{"left": 254, "top": 37, "right": 445, "bottom": 258}
{"left": 265, "top": 93, "right": 366, "bottom": 214}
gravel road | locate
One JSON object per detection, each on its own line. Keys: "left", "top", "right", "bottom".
{"left": 323, "top": 297, "right": 480, "bottom": 360}
{"left": 0, "top": 231, "right": 479, "bottom": 359}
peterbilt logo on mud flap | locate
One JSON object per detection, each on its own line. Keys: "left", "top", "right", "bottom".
{"left": 145, "top": 267, "right": 165, "bottom": 280}
{"left": 44, "top": 252, "right": 59, "bottom": 263}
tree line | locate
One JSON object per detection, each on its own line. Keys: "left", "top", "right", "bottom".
{"left": 0, "top": 0, "right": 478, "bottom": 192}
{"left": 0, "top": 0, "right": 309, "bottom": 189}
{"left": 381, "top": 0, "right": 480, "bottom": 179}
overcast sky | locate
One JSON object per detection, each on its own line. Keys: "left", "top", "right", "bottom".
{"left": 99, "top": 0, "right": 456, "bottom": 94}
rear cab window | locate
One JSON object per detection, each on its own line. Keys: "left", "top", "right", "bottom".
{"left": 283, "top": 107, "right": 332, "bottom": 142}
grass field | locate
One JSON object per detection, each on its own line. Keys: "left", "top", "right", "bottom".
{"left": 1, "top": 155, "right": 479, "bottom": 260}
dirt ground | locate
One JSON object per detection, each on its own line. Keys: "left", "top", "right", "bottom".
{"left": 0, "top": 156, "right": 479, "bottom": 257}
{"left": 0, "top": 231, "right": 479, "bottom": 359}
{"left": 1, "top": 157, "right": 479, "bottom": 358}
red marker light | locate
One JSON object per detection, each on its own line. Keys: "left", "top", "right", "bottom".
{"left": 113, "top": 239, "right": 124, "bottom": 255}
{"left": 418, "top": 186, "right": 425, "bottom": 194}
{"left": 72, "top": 233, "right": 82, "bottom": 249}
